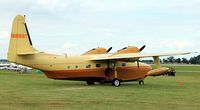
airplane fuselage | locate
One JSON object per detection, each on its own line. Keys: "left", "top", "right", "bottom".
{"left": 15, "top": 53, "right": 152, "bottom": 82}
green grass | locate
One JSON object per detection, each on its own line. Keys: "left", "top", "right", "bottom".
{"left": 0, "top": 65, "right": 200, "bottom": 110}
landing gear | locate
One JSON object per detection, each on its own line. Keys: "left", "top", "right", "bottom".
{"left": 139, "top": 80, "right": 144, "bottom": 85}
{"left": 105, "top": 68, "right": 112, "bottom": 79}
{"left": 112, "top": 78, "right": 120, "bottom": 87}
{"left": 86, "top": 81, "right": 94, "bottom": 85}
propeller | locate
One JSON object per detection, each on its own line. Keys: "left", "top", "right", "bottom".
{"left": 136, "top": 45, "right": 146, "bottom": 68}
{"left": 139, "top": 45, "right": 146, "bottom": 52}
{"left": 107, "top": 47, "right": 112, "bottom": 53}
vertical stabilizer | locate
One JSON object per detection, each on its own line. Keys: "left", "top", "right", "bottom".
{"left": 7, "top": 15, "right": 37, "bottom": 62}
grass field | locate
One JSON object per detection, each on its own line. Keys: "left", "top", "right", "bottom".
{"left": 0, "top": 65, "right": 200, "bottom": 110}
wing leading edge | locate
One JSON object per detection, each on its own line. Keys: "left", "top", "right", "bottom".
{"left": 88, "top": 52, "right": 193, "bottom": 61}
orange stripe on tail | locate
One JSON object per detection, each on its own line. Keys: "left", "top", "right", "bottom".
{"left": 11, "top": 34, "right": 27, "bottom": 38}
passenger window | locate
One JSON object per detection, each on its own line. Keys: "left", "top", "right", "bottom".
{"left": 96, "top": 64, "right": 101, "bottom": 68}
{"left": 75, "top": 65, "right": 78, "bottom": 68}
{"left": 122, "top": 63, "right": 126, "bottom": 66}
{"left": 67, "top": 66, "right": 70, "bottom": 69}
{"left": 86, "top": 64, "right": 91, "bottom": 68}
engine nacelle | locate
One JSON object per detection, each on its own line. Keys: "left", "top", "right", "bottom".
{"left": 82, "top": 47, "right": 107, "bottom": 56}
{"left": 112, "top": 46, "right": 140, "bottom": 56}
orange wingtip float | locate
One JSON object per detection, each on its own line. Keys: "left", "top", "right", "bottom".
{"left": 7, "top": 15, "right": 193, "bottom": 87}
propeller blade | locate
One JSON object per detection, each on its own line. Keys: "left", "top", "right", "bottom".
{"left": 107, "top": 47, "right": 112, "bottom": 53}
{"left": 139, "top": 45, "right": 146, "bottom": 52}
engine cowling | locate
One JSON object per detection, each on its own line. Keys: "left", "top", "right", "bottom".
{"left": 112, "top": 46, "right": 140, "bottom": 56}
{"left": 82, "top": 47, "right": 107, "bottom": 56}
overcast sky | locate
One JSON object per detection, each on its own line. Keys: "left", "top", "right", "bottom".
{"left": 0, "top": 0, "right": 200, "bottom": 59}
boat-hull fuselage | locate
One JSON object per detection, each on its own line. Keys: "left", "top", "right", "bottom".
{"left": 15, "top": 53, "right": 152, "bottom": 82}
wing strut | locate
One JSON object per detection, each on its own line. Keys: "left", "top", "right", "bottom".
{"left": 153, "top": 56, "right": 161, "bottom": 68}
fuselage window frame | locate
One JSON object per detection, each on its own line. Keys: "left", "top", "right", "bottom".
{"left": 96, "top": 64, "right": 101, "bottom": 68}
{"left": 86, "top": 64, "right": 91, "bottom": 68}
{"left": 67, "top": 66, "right": 70, "bottom": 69}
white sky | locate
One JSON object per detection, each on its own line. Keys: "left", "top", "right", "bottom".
{"left": 0, "top": 0, "right": 200, "bottom": 59}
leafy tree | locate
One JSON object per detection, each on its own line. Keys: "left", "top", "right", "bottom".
{"left": 162, "top": 58, "right": 168, "bottom": 63}
{"left": 167, "top": 56, "right": 175, "bottom": 63}
{"left": 175, "top": 58, "right": 181, "bottom": 63}
{"left": 182, "top": 58, "right": 189, "bottom": 64}
{"left": 189, "top": 55, "right": 200, "bottom": 64}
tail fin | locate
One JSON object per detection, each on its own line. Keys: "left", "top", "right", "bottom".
{"left": 7, "top": 15, "right": 37, "bottom": 62}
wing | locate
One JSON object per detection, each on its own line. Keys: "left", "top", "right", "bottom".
{"left": 88, "top": 52, "right": 192, "bottom": 61}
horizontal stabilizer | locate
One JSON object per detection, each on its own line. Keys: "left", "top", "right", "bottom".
{"left": 17, "top": 51, "right": 41, "bottom": 56}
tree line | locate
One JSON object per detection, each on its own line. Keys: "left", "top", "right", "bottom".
{"left": 141, "top": 55, "right": 200, "bottom": 64}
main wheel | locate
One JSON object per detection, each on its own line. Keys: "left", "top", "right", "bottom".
{"left": 86, "top": 81, "right": 95, "bottom": 85}
{"left": 139, "top": 80, "right": 144, "bottom": 85}
{"left": 112, "top": 79, "right": 120, "bottom": 87}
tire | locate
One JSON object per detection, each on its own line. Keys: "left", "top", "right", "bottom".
{"left": 112, "top": 79, "right": 120, "bottom": 87}
{"left": 86, "top": 81, "right": 95, "bottom": 85}
{"left": 139, "top": 80, "right": 144, "bottom": 85}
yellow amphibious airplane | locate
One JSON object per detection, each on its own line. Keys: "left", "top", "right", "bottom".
{"left": 8, "top": 15, "right": 191, "bottom": 86}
